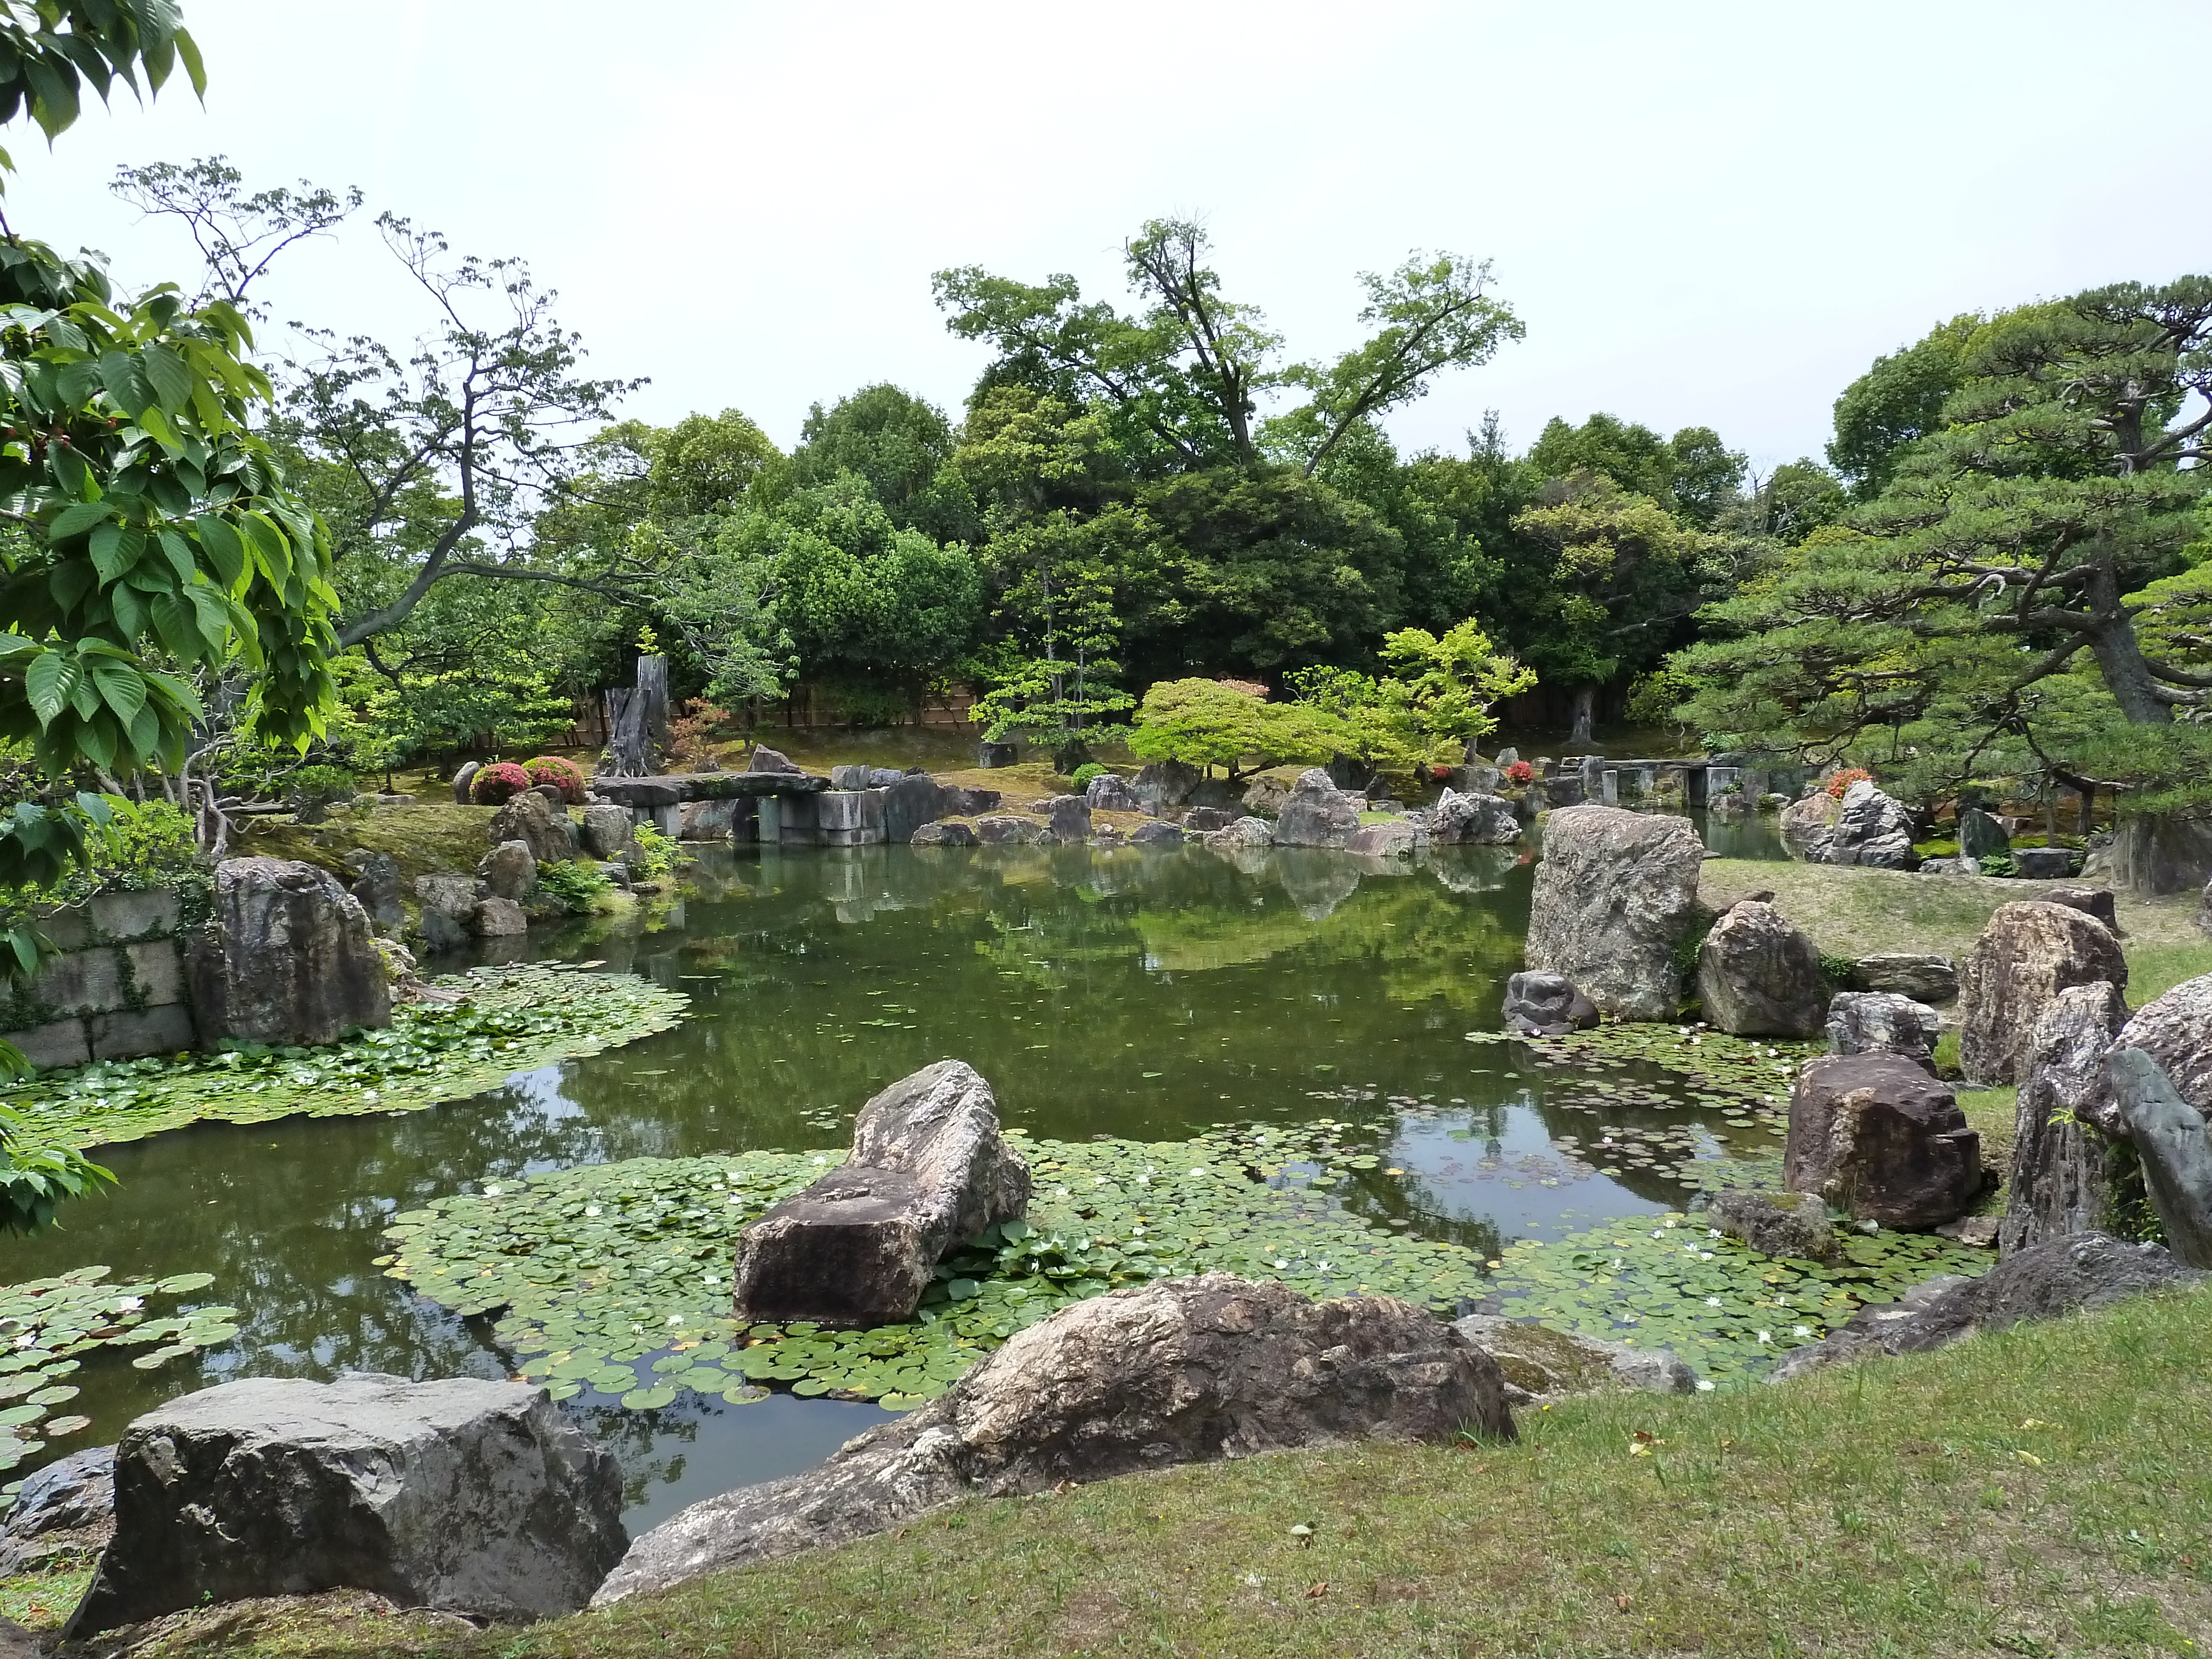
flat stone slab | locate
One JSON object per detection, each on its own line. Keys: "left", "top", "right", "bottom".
{"left": 589, "top": 772, "right": 828, "bottom": 808}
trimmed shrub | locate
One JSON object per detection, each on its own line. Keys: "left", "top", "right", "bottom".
{"left": 1070, "top": 761, "right": 1108, "bottom": 792}
{"left": 524, "top": 755, "right": 587, "bottom": 804}
{"left": 470, "top": 762, "right": 534, "bottom": 806}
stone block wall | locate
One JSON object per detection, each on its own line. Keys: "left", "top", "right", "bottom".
{"left": 1, "top": 890, "right": 196, "bottom": 1068}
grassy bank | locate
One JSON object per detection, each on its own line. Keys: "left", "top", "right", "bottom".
{"left": 41, "top": 1284, "right": 2209, "bottom": 1658}
{"left": 1700, "top": 858, "right": 2212, "bottom": 1003}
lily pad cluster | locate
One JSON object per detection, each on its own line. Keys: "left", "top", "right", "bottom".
{"left": 1519, "top": 1024, "right": 1819, "bottom": 1104}
{"left": 0, "top": 965, "right": 689, "bottom": 1151}
{"left": 1488, "top": 1213, "right": 1987, "bottom": 1381}
{"left": 382, "top": 1121, "right": 1500, "bottom": 1411}
{"left": 0, "top": 1267, "right": 233, "bottom": 1474}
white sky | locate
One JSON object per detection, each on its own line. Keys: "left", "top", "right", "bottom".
{"left": 7, "top": 1, "right": 2207, "bottom": 474}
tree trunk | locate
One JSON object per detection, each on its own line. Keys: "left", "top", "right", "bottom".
{"left": 1567, "top": 684, "right": 1597, "bottom": 748}
{"left": 2085, "top": 561, "right": 2172, "bottom": 724}
{"left": 602, "top": 655, "right": 670, "bottom": 777}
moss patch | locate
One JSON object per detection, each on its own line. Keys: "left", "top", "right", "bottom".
{"left": 232, "top": 804, "right": 501, "bottom": 886}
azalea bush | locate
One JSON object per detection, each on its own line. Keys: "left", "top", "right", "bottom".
{"left": 523, "top": 756, "right": 586, "bottom": 804}
{"left": 1824, "top": 767, "right": 1872, "bottom": 799}
{"left": 1504, "top": 759, "right": 1535, "bottom": 787}
{"left": 469, "top": 762, "right": 533, "bottom": 806}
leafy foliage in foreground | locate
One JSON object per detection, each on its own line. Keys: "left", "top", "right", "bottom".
{"left": 0, "top": 1265, "right": 231, "bottom": 1475}
{"left": 0, "top": 964, "right": 687, "bottom": 1149}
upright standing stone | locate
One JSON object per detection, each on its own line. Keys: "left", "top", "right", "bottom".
{"left": 1999, "top": 981, "right": 2131, "bottom": 1256}
{"left": 1957, "top": 807, "right": 2011, "bottom": 860}
{"left": 342, "top": 849, "right": 403, "bottom": 931}
{"left": 1695, "top": 900, "right": 1826, "bottom": 1036}
{"left": 600, "top": 654, "right": 670, "bottom": 778}
{"left": 1084, "top": 773, "right": 1146, "bottom": 813}
{"left": 1958, "top": 901, "right": 2129, "bottom": 1083}
{"left": 450, "top": 761, "right": 481, "bottom": 806}
{"left": 1272, "top": 769, "right": 1363, "bottom": 849}
{"left": 65, "top": 1375, "right": 625, "bottom": 1636}
{"left": 1041, "top": 795, "right": 1092, "bottom": 844}
{"left": 2107, "top": 1046, "right": 2212, "bottom": 1268}
{"left": 487, "top": 790, "right": 576, "bottom": 865}
{"left": 186, "top": 859, "right": 391, "bottom": 1046}
{"left": 579, "top": 802, "right": 634, "bottom": 860}
{"left": 1785, "top": 1052, "right": 1981, "bottom": 1228}
{"left": 1131, "top": 760, "right": 1202, "bottom": 812}
{"left": 732, "top": 1061, "right": 1031, "bottom": 1327}
{"left": 2112, "top": 973, "right": 2212, "bottom": 1118}
{"left": 1826, "top": 781, "right": 1920, "bottom": 869}
{"left": 1525, "top": 806, "right": 1704, "bottom": 1022}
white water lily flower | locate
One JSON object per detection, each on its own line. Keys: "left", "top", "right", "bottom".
{"left": 1189, "top": 1166, "right": 1207, "bottom": 1177}
{"left": 703, "top": 1276, "right": 720, "bottom": 1286}
{"left": 116, "top": 1296, "right": 143, "bottom": 1311}
{"left": 1794, "top": 1325, "right": 1814, "bottom": 1338}
{"left": 12, "top": 1335, "right": 33, "bottom": 1349}
{"left": 1699, "top": 1251, "right": 1715, "bottom": 1261}
{"left": 1704, "top": 1296, "right": 1722, "bottom": 1307}
{"left": 667, "top": 1314, "right": 684, "bottom": 1326}
{"left": 1695, "top": 1379, "right": 1716, "bottom": 1392}
{"left": 483, "top": 1185, "right": 502, "bottom": 1197}
{"left": 1318, "top": 1261, "right": 1331, "bottom": 1272}
{"left": 1708, "top": 1229, "right": 1722, "bottom": 1239}
{"left": 585, "top": 1207, "right": 601, "bottom": 1217}
{"left": 1756, "top": 1330, "right": 1772, "bottom": 1343}
{"left": 812, "top": 1156, "right": 828, "bottom": 1166}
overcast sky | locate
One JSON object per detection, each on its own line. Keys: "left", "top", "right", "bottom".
{"left": 8, "top": 1, "right": 2206, "bottom": 473}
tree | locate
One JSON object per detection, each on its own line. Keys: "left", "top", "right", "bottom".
{"left": 111, "top": 155, "right": 359, "bottom": 311}
{"left": 1512, "top": 472, "right": 1750, "bottom": 745}
{"left": 936, "top": 218, "right": 1518, "bottom": 479}
{"left": 789, "top": 383, "right": 973, "bottom": 540}
{"left": 1288, "top": 617, "right": 1534, "bottom": 775}
{"left": 1527, "top": 413, "right": 1747, "bottom": 525}
{"left": 1126, "top": 677, "right": 1331, "bottom": 781}
{"left": 1674, "top": 279, "right": 2212, "bottom": 805}
{"left": 970, "top": 513, "right": 1134, "bottom": 748}
{"left": 1826, "top": 312, "right": 1981, "bottom": 499}
{"left": 0, "top": 1, "right": 202, "bottom": 148}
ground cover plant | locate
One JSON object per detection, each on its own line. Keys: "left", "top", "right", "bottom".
{"left": 0, "top": 965, "right": 687, "bottom": 1152}
{"left": 52, "top": 1282, "right": 2212, "bottom": 1658}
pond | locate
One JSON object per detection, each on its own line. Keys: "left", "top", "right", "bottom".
{"left": 6, "top": 820, "right": 1815, "bottom": 1531}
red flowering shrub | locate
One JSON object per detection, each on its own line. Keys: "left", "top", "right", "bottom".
{"left": 1428, "top": 763, "right": 1454, "bottom": 781}
{"left": 524, "top": 755, "right": 587, "bottom": 804}
{"left": 470, "top": 761, "right": 534, "bottom": 806}
{"left": 1825, "top": 767, "right": 1872, "bottom": 800}
{"left": 1504, "top": 760, "right": 1535, "bottom": 787}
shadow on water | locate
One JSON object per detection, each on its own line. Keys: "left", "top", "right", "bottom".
{"left": 2, "top": 831, "right": 1774, "bottom": 1521}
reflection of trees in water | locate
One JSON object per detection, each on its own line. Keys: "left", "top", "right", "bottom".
{"left": 569, "top": 1394, "right": 707, "bottom": 1510}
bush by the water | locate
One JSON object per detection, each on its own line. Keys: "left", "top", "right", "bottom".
{"left": 469, "top": 762, "right": 534, "bottom": 805}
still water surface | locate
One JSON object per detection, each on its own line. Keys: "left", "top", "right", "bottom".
{"left": 9, "top": 824, "right": 1776, "bottom": 1528}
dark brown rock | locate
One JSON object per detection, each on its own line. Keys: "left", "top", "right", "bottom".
{"left": 1769, "top": 1232, "right": 2199, "bottom": 1381}
{"left": 1785, "top": 1052, "right": 1982, "bottom": 1228}
{"left": 1526, "top": 806, "right": 1704, "bottom": 1022}
{"left": 732, "top": 1061, "right": 1029, "bottom": 1327}
{"left": 596, "top": 1274, "right": 1512, "bottom": 1603}
{"left": 64, "top": 1375, "right": 625, "bottom": 1636}
{"left": 1184, "top": 806, "right": 1236, "bottom": 832}
{"left": 186, "top": 859, "right": 391, "bottom": 1047}
{"left": 1696, "top": 900, "right": 1825, "bottom": 1036}
{"left": 2041, "top": 885, "right": 2119, "bottom": 932}
{"left": 1958, "top": 901, "right": 2128, "bottom": 1084}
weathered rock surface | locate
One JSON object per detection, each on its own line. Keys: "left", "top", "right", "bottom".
{"left": 938, "top": 785, "right": 1002, "bottom": 817}
{"left": 1131, "top": 759, "right": 1203, "bottom": 812}
{"left": 1786, "top": 1052, "right": 1981, "bottom": 1227}
{"left": 1768, "top": 1233, "right": 2199, "bottom": 1381}
{"left": 1128, "top": 821, "right": 1184, "bottom": 848}
{"left": 2107, "top": 811, "right": 2212, "bottom": 896}
{"left": 732, "top": 1061, "right": 1030, "bottom": 1327}
{"left": 2109, "top": 1047, "right": 2212, "bottom": 1268}
{"left": 1083, "top": 774, "right": 1145, "bottom": 813}
{"left": 1958, "top": 901, "right": 2129, "bottom": 1084}
{"left": 911, "top": 821, "right": 977, "bottom": 847}
{"left": 1426, "top": 787, "right": 1521, "bottom": 846}
{"left": 1999, "top": 981, "right": 2131, "bottom": 1258}
{"left": 1184, "top": 806, "right": 1235, "bottom": 832}
{"left": 0, "top": 1443, "right": 113, "bottom": 1572}
{"left": 411, "top": 875, "right": 478, "bottom": 953}
{"left": 1825, "top": 992, "right": 1941, "bottom": 1070}
{"left": 1239, "top": 772, "right": 1297, "bottom": 818}
{"left": 1696, "top": 900, "right": 1826, "bottom": 1037}
{"left": 974, "top": 815, "right": 1046, "bottom": 846}
{"left": 1957, "top": 807, "right": 2010, "bottom": 860}
{"left": 2198, "top": 877, "right": 2211, "bottom": 938}
{"left": 65, "top": 1375, "right": 626, "bottom": 1636}
{"left": 486, "top": 791, "right": 574, "bottom": 865}
{"left": 1827, "top": 781, "right": 1920, "bottom": 869}
{"left": 186, "top": 859, "right": 391, "bottom": 1046}
{"left": 1451, "top": 1314, "right": 1695, "bottom": 1402}
{"left": 1525, "top": 806, "right": 1704, "bottom": 1022}
{"left": 598, "top": 1274, "right": 1514, "bottom": 1603}
{"left": 1040, "top": 795, "right": 1092, "bottom": 844}
{"left": 1853, "top": 953, "right": 1959, "bottom": 1003}
{"left": 1779, "top": 791, "right": 1841, "bottom": 861}
{"left": 1707, "top": 1189, "right": 1839, "bottom": 1263}
{"left": 341, "top": 849, "right": 403, "bottom": 932}
{"left": 1203, "top": 816, "right": 1274, "bottom": 851}
{"left": 1501, "top": 969, "right": 1600, "bottom": 1037}
{"left": 2012, "top": 847, "right": 2072, "bottom": 879}
{"left": 2114, "top": 973, "right": 2212, "bottom": 1118}
{"left": 2041, "top": 885, "right": 2118, "bottom": 931}
{"left": 1347, "top": 821, "right": 1425, "bottom": 858}
{"left": 472, "top": 897, "right": 528, "bottom": 936}
{"left": 1272, "top": 770, "right": 1362, "bottom": 849}
{"left": 578, "top": 802, "right": 634, "bottom": 860}
{"left": 747, "top": 745, "right": 803, "bottom": 774}
{"left": 450, "top": 761, "right": 481, "bottom": 806}
{"left": 477, "top": 840, "right": 538, "bottom": 902}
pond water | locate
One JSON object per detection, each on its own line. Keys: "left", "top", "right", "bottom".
{"left": 6, "top": 818, "right": 1787, "bottom": 1531}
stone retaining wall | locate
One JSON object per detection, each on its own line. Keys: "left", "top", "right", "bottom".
{"left": 1, "top": 890, "right": 196, "bottom": 1068}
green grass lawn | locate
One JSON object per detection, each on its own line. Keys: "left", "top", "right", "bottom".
{"left": 38, "top": 1285, "right": 2211, "bottom": 1658}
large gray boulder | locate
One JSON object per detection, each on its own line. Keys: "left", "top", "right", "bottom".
{"left": 1825, "top": 991, "right": 1941, "bottom": 1070}
{"left": 1769, "top": 1233, "right": 2199, "bottom": 1382}
{"left": 578, "top": 803, "right": 634, "bottom": 860}
{"left": 1040, "top": 795, "right": 1092, "bottom": 845}
{"left": 2198, "top": 877, "right": 2211, "bottom": 938}
{"left": 973, "top": 815, "right": 1047, "bottom": 846}
{"left": 1451, "top": 1313, "right": 1695, "bottom": 1402}
{"left": 1958, "top": 901, "right": 2129, "bottom": 1084}
{"left": 1853, "top": 953, "right": 1959, "bottom": 1003}
{"left": 1525, "top": 805, "right": 1704, "bottom": 1022}
{"left": 1203, "top": 816, "right": 1274, "bottom": 852}
{"left": 732, "top": 1061, "right": 1030, "bottom": 1327}
{"left": 411, "top": 874, "right": 478, "bottom": 954}
{"left": 747, "top": 745, "right": 804, "bottom": 774}
{"left": 1132, "top": 760, "right": 1203, "bottom": 812}
{"left": 64, "top": 1374, "right": 626, "bottom": 1636}
{"left": 1957, "top": 807, "right": 2010, "bottom": 860}
{"left": 2109, "top": 1047, "right": 2212, "bottom": 1268}
{"left": 477, "top": 839, "right": 538, "bottom": 902}
{"left": 2041, "top": 885, "right": 2119, "bottom": 932}
{"left": 2114, "top": 972, "right": 2212, "bottom": 1118}
{"left": 1999, "top": 981, "right": 2130, "bottom": 1258}
{"left": 1696, "top": 900, "right": 1826, "bottom": 1037}
{"left": 1501, "top": 969, "right": 1599, "bottom": 1037}
{"left": 911, "top": 821, "right": 977, "bottom": 848}
{"left": 1785, "top": 1052, "right": 1981, "bottom": 1228}
{"left": 1347, "top": 821, "right": 1425, "bottom": 859}
{"left": 1707, "top": 1189, "right": 1840, "bottom": 1263}
{"left": 1084, "top": 773, "right": 1145, "bottom": 813}
{"left": 1427, "top": 787, "right": 1521, "bottom": 846}
{"left": 2106, "top": 811, "right": 2212, "bottom": 896}
{"left": 342, "top": 849, "right": 403, "bottom": 932}
{"left": 486, "top": 790, "right": 575, "bottom": 864}
{"left": 1272, "top": 769, "right": 1361, "bottom": 849}
{"left": 186, "top": 858, "right": 392, "bottom": 1046}
{"left": 597, "top": 1274, "right": 1514, "bottom": 1603}
{"left": 1778, "top": 791, "right": 1841, "bottom": 862}
{"left": 0, "top": 1443, "right": 113, "bottom": 1573}
{"left": 1827, "top": 780, "right": 1920, "bottom": 869}
{"left": 450, "top": 761, "right": 481, "bottom": 806}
